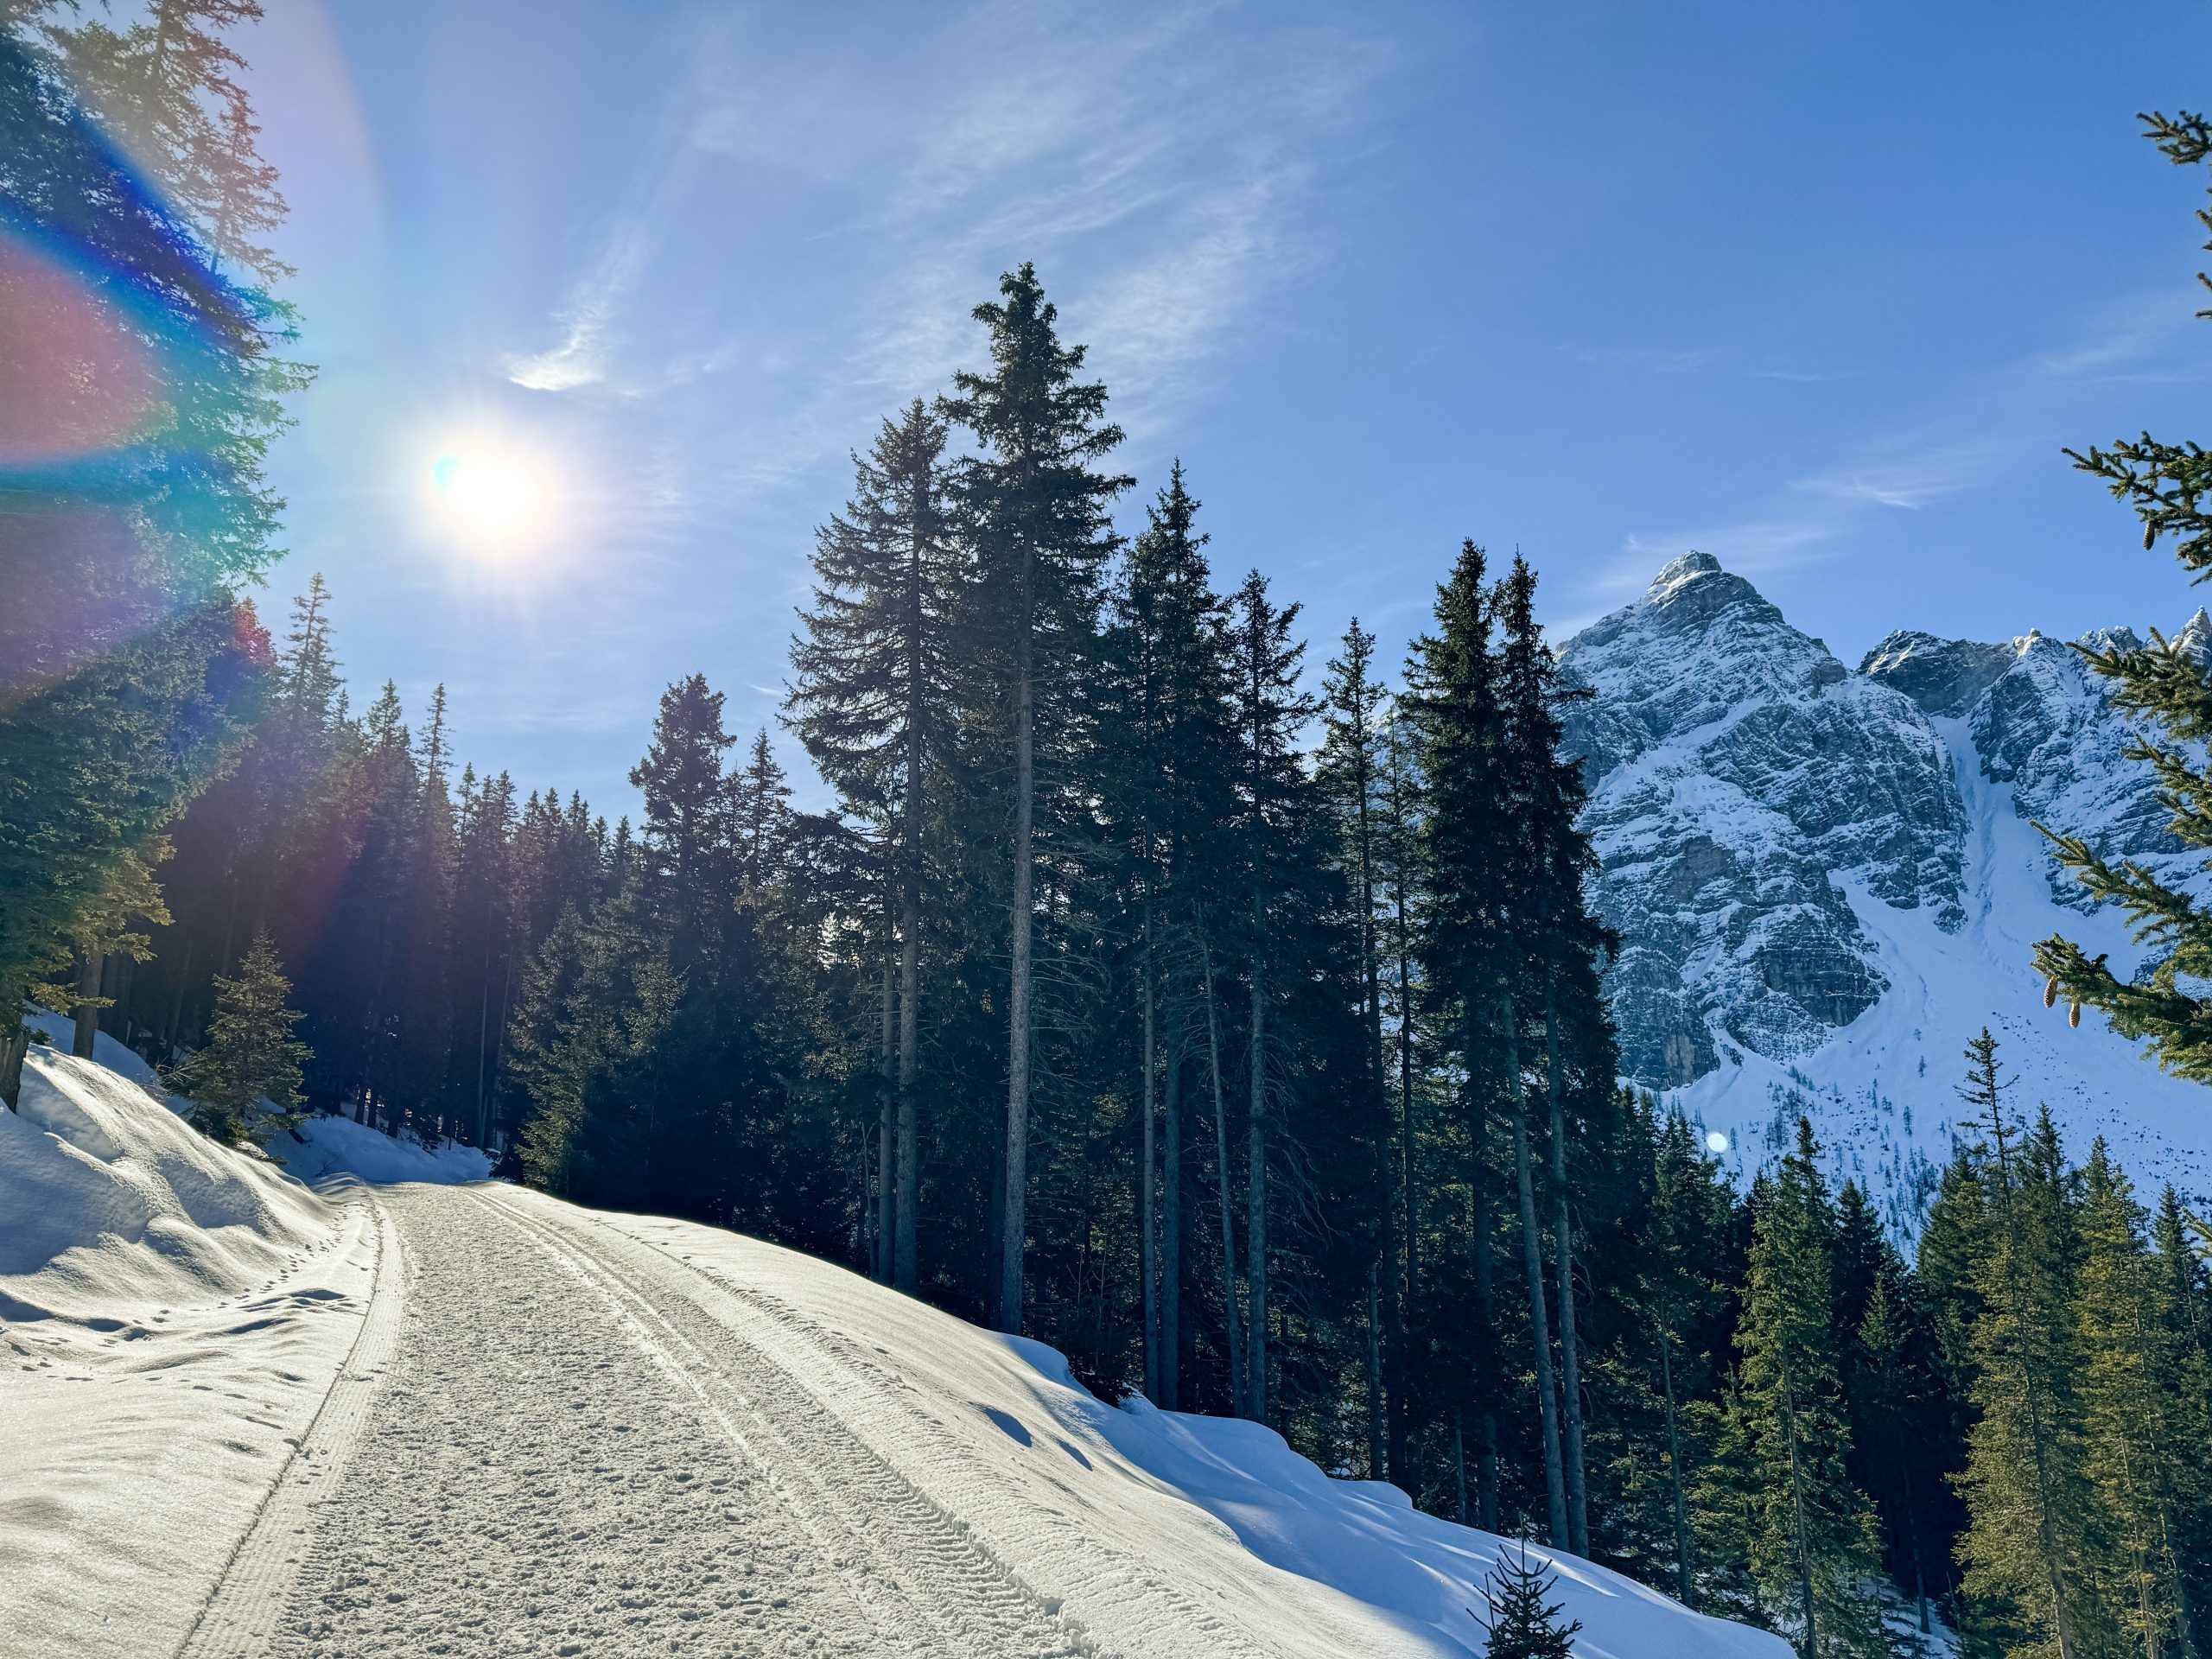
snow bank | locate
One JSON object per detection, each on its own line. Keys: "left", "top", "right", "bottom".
{"left": 579, "top": 1198, "right": 1789, "bottom": 1659}
{"left": 22, "top": 1007, "right": 493, "bottom": 1188}
{"left": 0, "top": 1050, "right": 334, "bottom": 1322}
{"left": 1, "top": 1049, "right": 378, "bottom": 1659}
{"left": 274, "top": 1111, "right": 493, "bottom": 1185}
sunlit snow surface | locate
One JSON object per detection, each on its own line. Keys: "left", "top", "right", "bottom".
{"left": 20, "top": 1007, "right": 490, "bottom": 1186}
{"left": 0, "top": 1045, "right": 1786, "bottom": 1658}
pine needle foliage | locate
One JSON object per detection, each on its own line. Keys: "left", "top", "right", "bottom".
{"left": 2034, "top": 112, "right": 2212, "bottom": 1078}
{"left": 1471, "top": 1537, "right": 1584, "bottom": 1659}
{"left": 166, "top": 931, "right": 308, "bottom": 1147}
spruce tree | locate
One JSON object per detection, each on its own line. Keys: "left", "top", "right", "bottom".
{"left": 789, "top": 399, "right": 960, "bottom": 1290}
{"left": 1098, "top": 463, "right": 1237, "bottom": 1405}
{"left": 945, "top": 264, "right": 1129, "bottom": 1332}
{"left": 1472, "top": 1538, "right": 1584, "bottom": 1659}
{"left": 1954, "top": 1033, "right": 2099, "bottom": 1659}
{"left": 1321, "top": 618, "right": 1403, "bottom": 1475}
{"left": 167, "top": 931, "right": 308, "bottom": 1147}
{"left": 1738, "top": 1119, "right": 1886, "bottom": 1659}
{"left": 2034, "top": 113, "right": 2212, "bottom": 1077}
{"left": 1498, "top": 552, "right": 1618, "bottom": 1557}
{"left": 1412, "top": 543, "right": 1549, "bottom": 1536}
{"left": 1636, "top": 1107, "right": 1736, "bottom": 1607}
{"left": 1229, "top": 568, "right": 1320, "bottom": 1422}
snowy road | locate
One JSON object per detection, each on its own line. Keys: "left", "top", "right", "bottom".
{"left": 227, "top": 1183, "right": 1086, "bottom": 1658}
{"left": 10, "top": 1052, "right": 1785, "bottom": 1659}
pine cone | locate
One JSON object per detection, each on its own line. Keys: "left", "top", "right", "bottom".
{"left": 2069, "top": 1001, "right": 2082, "bottom": 1029}
{"left": 2043, "top": 977, "right": 2058, "bottom": 1008}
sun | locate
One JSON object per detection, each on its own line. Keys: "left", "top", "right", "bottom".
{"left": 429, "top": 444, "right": 545, "bottom": 550}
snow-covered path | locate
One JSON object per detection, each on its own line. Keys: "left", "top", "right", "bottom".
{"left": 244, "top": 1184, "right": 1085, "bottom": 1658}
{"left": 10, "top": 1047, "right": 1784, "bottom": 1658}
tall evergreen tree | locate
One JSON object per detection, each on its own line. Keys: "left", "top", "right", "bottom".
{"left": 944, "top": 264, "right": 1129, "bottom": 1332}
{"left": 790, "top": 399, "right": 960, "bottom": 1291}
{"left": 1954, "top": 1033, "right": 2098, "bottom": 1659}
{"left": 1228, "top": 568, "right": 1320, "bottom": 1422}
{"left": 1738, "top": 1120, "right": 1887, "bottom": 1659}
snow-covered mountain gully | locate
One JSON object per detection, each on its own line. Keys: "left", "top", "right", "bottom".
{"left": 2, "top": 1043, "right": 1783, "bottom": 1659}
{"left": 1564, "top": 550, "right": 2212, "bottom": 1231}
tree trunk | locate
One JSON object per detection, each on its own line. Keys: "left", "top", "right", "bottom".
{"left": 1503, "top": 996, "right": 1568, "bottom": 1548}
{"left": 1545, "top": 996, "right": 1588, "bottom": 1555}
{"left": 1161, "top": 1045, "right": 1183, "bottom": 1411}
{"left": 877, "top": 954, "right": 895, "bottom": 1283}
{"left": 1, "top": 1020, "right": 27, "bottom": 1109}
{"left": 1453, "top": 1410, "right": 1468, "bottom": 1525}
{"left": 1471, "top": 1072, "right": 1499, "bottom": 1533}
{"left": 1660, "top": 1332, "right": 1694, "bottom": 1609}
{"left": 1783, "top": 1378, "right": 1816, "bottom": 1659}
{"left": 1365, "top": 1259, "right": 1386, "bottom": 1480}
{"left": 73, "top": 950, "right": 102, "bottom": 1058}
{"left": 1246, "top": 934, "right": 1268, "bottom": 1424}
{"left": 1394, "top": 871, "right": 1421, "bottom": 1484}
{"left": 1141, "top": 925, "right": 1159, "bottom": 1401}
{"left": 894, "top": 898, "right": 920, "bottom": 1293}
{"left": 1001, "top": 623, "right": 1034, "bottom": 1333}
{"left": 1202, "top": 950, "right": 1245, "bottom": 1414}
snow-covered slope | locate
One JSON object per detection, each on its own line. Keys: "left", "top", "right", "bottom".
{"left": 0, "top": 1050, "right": 381, "bottom": 1658}
{"left": 1563, "top": 554, "right": 2212, "bottom": 1230}
{"left": 21, "top": 1007, "right": 493, "bottom": 1186}
{"left": 2, "top": 1039, "right": 1784, "bottom": 1658}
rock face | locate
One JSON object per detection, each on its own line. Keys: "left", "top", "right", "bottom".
{"left": 1560, "top": 554, "right": 1964, "bottom": 1088}
{"left": 1562, "top": 558, "right": 2212, "bottom": 1224}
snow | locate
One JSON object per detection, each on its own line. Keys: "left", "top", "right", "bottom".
{"left": 1673, "top": 714, "right": 2212, "bottom": 1232}
{"left": 3, "top": 1034, "right": 1787, "bottom": 1657}
{"left": 272, "top": 1108, "right": 493, "bottom": 1185}
{"left": 20, "top": 1007, "right": 492, "bottom": 1186}
{"left": 0, "top": 1050, "right": 378, "bottom": 1659}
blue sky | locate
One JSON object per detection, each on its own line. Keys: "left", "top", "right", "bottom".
{"left": 242, "top": 0, "right": 2212, "bottom": 813}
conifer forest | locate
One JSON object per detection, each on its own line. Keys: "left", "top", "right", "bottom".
{"left": 11, "top": 5, "right": 2212, "bottom": 1658}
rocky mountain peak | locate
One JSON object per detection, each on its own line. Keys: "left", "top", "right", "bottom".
{"left": 1564, "top": 559, "right": 2212, "bottom": 1225}
{"left": 2176, "top": 607, "right": 2212, "bottom": 662}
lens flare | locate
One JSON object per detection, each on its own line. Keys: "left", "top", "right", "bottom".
{"left": 1705, "top": 1130, "right": 1730, "bottom": 1154}
{"left": 429, "top": 446, "right": 544, "bottom": 549}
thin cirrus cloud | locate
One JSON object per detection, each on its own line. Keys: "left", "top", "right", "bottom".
{"left": 504, "top": 1, "right": 1386, "bottom": 480}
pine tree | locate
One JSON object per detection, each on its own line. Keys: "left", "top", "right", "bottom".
{"left": 945, "top": 264, "right": 1129, "bottom": 1332}
{"left": 1228, "top": 567, "right": 1320, "bottom": 1422}
{"left": 1738, "top": 1119, "right": 1887, "bottom": 1658}
{"left": 790, "top": 400, "right": 960, "bottom": 1290}
{"left": 0, "top": 1, "right": 302, "bottom": 1105}
{"left": 1321, "top": 617, "right": 1403, "bottom": 1475}
{"left": 1954, "top": 1033, "right": 2100, "bottom": 1659}
{"left": 1098, "top": 462, "right": 1238, "bottom": 1406}
{"left": 48, "top": 839, "right": 172, "bottom": 1059}
{"left": 2034, "top": 114, "right": 2212, "bottom": 1077}
{"left": 1635, "top": 1107, "right": 1736, "bottom": 1608}
{"left": 1472, "top": 1538, "right": 1584, "bottom": 1659}
{"left": 1498, "top": 552, "right": 1618, "bottom": 1557}
{"left": 167, "top": 931, "right": 308, "bottom": 1147}
{"left": 2071, "top": 1141, "right": 2196, "bottom": 1657}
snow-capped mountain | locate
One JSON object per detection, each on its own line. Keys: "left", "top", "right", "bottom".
{"left": 1561, "top": 551, "right": 2212, "bottom": 1231}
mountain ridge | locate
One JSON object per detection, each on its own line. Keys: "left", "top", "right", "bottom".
{"left": 1560, "top": 554, "right": 2212, "bottom": 1230}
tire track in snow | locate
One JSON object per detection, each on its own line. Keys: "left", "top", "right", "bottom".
{"left": 536, "top": 1202, "right": 1284, "bottom": 1659}
{"left": 475, "top": 1188, "right": 1090, "bottom": 1658}
{"left": 175, "top": 1194, "right": 403, "bottom": 1659}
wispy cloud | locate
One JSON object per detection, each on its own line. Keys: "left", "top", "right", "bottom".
{"left": 1792, "top": 441, "right": 2010, "bottom": 511}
